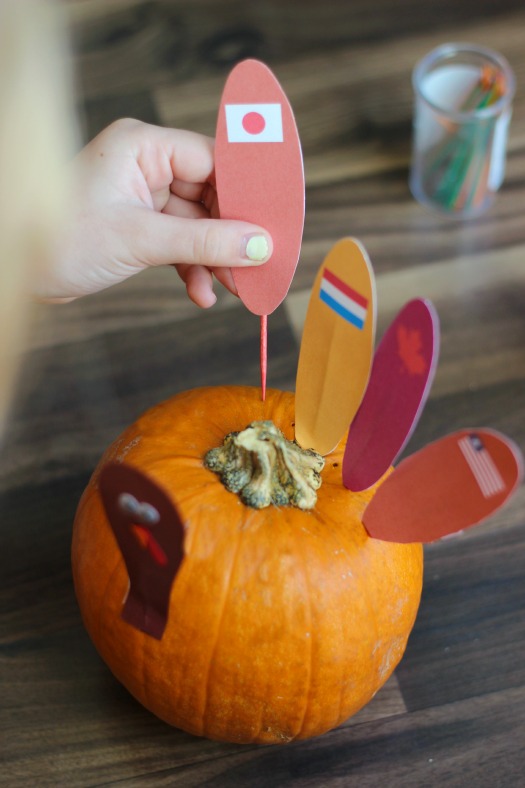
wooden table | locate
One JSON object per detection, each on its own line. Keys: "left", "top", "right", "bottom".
{"left": 1, "top": 1, "right": 524, "bottom": 785}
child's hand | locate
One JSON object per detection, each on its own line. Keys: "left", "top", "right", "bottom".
{"left": 37, "top": 119, "right": 272, "bottom": 308}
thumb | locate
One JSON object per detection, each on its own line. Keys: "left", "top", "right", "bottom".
{"left": 132, "top": 209, "right": 273, "bottom": 269}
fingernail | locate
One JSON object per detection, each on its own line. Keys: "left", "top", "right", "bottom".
{"left": 242, "top": 234, "right": 269, "bottom": 263}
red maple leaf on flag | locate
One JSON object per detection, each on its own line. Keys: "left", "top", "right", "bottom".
{"left": 397, "top": 325, "right": 427, "bottom": 375}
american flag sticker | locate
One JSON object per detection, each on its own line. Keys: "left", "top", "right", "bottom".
{"left": 319, "top": 268, "right": 369, "bottom": 329}
{"left": 458, "top": 434, "right": 506, "bottom": 498}
{"left": 225, "top": 103, "right": 283, "bottom": 143}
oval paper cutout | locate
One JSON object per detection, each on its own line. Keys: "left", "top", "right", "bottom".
{"left": 215, "top": 59, "right": 305, "bottom": 316}
{"left": 362, "top": 429, "right": 523, "bottom": 543}
{"left": 295, "top": 238, "right": 376, "bottom": 455}
{"left": 343, "top": 299, "right": 439, "bottom": 491}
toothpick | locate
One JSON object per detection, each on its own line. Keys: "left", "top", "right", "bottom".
{"left": 260, "top": 314, "right": 267, "bottom": 401}
{"left": 427, "top": 66, "right": 505, "bottom": 212}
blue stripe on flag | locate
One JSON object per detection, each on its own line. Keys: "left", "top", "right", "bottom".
{"left": 319, "top": 289, "right": 365, "bottom": 329}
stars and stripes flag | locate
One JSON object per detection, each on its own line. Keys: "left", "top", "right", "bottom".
{"left": 319, "top": 267, "right": 369, "bottom": 330}
{"left": 458, "top": 433, "right": 506, "bottom": 498}
{"left": 225, "top": 103, "right": 283, "bottom": 143}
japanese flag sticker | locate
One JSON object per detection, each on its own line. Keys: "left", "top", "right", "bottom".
{"left": 225, "top": 103, "right": 283, "bottom": 142}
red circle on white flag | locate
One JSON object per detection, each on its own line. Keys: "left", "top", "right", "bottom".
{"left": 242, "top": 111, "right": 266, "bottom": 135}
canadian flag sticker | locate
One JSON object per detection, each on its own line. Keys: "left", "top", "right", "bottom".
{"left": 225, "top": 103, "right": 284, "bottom": 143}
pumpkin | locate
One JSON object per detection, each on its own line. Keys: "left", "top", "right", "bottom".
{"left": 72, "top": 385, "right": 423, "bottom": 745}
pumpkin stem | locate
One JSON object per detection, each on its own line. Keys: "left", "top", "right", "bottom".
{"left": 204, "top": 421, "right": 325, "bottom": 510}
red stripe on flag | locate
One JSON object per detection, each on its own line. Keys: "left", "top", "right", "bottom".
{"left": 323, "top": 268, "right": 368, "bottom": 309}
{"left": 458, "top": 437, "right": 505, "bottom": 498}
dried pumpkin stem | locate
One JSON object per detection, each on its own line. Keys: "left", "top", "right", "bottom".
{"left": 204, "top": 421, "right": 325, "bottom": 510}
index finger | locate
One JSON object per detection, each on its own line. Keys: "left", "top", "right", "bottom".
{"left": 165, "top": 128, "right": 216, "bottom": 184}
{"left": 131, "top": 122, "right": 216, "bottom": 191}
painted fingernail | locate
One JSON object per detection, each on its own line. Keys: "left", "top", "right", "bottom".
{"left": 242, "top": 234, "right": 269, "bottom": 263}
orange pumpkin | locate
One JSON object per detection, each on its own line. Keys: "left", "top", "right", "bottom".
{"left": 72, "top": 385, "right": 423, "bottom": 744}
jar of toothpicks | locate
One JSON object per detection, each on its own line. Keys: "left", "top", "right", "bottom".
{"left": 410, "top": 43, "right": 515, "bottom": 218}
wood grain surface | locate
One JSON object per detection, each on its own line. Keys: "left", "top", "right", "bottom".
{"left": 1, "top": 0, "right": 525, "bottom": 785}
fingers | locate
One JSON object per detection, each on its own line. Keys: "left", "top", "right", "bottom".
{"left": 162, "top": 193, "right": 209, "bottom": 220}
{"left": 92, "top": 120, "right": 217, "bottom": 192}
{"left": 170, "top": 178, "right": 207, "bottom": 202}
{"left": 212, "top": 266, "right": 238, "bottom": 297}
{"left": 174, "top": 264, "right": 238, "bottom": 307}
{"left": 175, "top": 264, "right": 216, "bottom": 308}
{"left": 131, "top": 207, "right": 273, "bottom": 269}
{"left": 203, "top": 183, "right": 220, "bottom": 218}
{"left": 132, "top": 122, "right": 217, "bottom": 189}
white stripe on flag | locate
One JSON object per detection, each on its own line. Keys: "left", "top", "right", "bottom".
{"left": 469, "top": 442, "right": 505, "bottom": 495}
{"left": 320, "top": 279, "right": 367, "bottom": 322}
{"left": 458, "top": 436, "right": 505, "bottom": 498}
{"left": 225, "top": 104, "right": 283, "bottom": 143}
{"left": 459, "top": 437, "right": 504, "bottom": 497}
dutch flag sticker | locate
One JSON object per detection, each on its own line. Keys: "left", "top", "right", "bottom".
{"left": 225, "top": 103, "right": 284, "bottom": 143}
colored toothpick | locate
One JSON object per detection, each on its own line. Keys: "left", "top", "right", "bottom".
{"left": 424, "top": 65, "right": 506, "bottom": 213}
{"left": 362, "top": 429, "right": 523, "bottom": 543}
{"left": 343, "top": 299, "right": 439, "bottom": 491}
{"left": 215, "top": 59, "right": 305, "bottom": 400}
{"left": 99, "top": 463, "right": 186, "bottom": 639}
{"left": 260, "top": 314, "right": 267, "bottom": 400}
{"left": 295, "top": 238, "right": 376, "bottom": 456}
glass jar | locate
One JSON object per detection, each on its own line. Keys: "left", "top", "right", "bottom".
{"left": 409, "top": 43, "right": 515, "bottom": 217}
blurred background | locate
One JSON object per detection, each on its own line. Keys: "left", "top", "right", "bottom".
{"left": 5, "top": 0, "right": 524, "bottom": 493}
{"left": 1, "top": 1, "right": 524, "bottom": 785}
